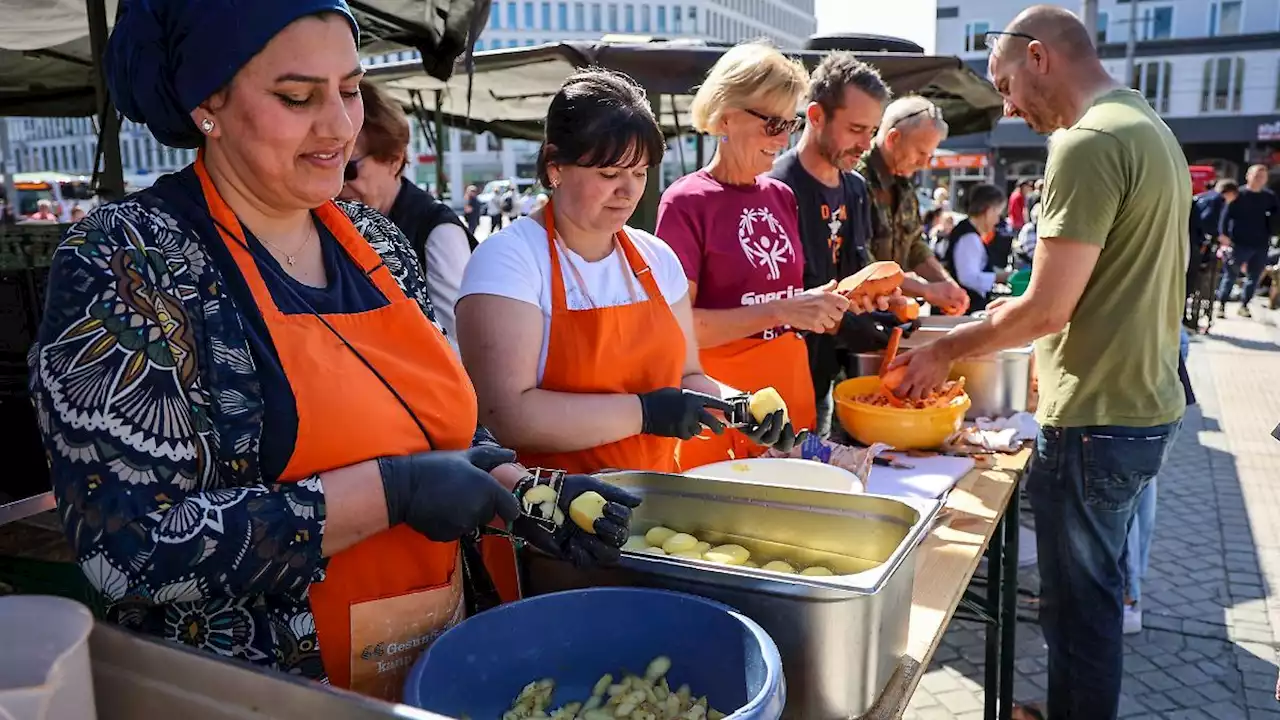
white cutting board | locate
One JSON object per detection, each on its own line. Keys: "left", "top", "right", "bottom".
{"left": 865, "top": 455, "right": 976, "bottom": 499}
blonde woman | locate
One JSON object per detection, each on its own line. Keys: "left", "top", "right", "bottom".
{"left": 657, "top": 43, "right": 864, "bottom": 469}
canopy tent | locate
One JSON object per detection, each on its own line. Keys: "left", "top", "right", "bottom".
{"left": 0, "top": 0, "right": 492, "bottom": 117}
{"left": 363, "top": 40, "right": 1005, "bottom": 141}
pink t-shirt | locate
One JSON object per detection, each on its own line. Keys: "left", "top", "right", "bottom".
{"left": 657, "top": 170, "right": 804, "bottom": 340}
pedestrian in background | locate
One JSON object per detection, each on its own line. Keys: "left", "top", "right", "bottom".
{"left": 1217, "top": 164, "right": 1278, "bottom": 319}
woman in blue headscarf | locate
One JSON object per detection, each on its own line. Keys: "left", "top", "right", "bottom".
{"left": 27, "top": 0, "right": 638, "bottom": 699}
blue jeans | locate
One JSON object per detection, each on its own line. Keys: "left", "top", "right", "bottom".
{"left": 1123, "top": 477, "right": 1157, "bottom": 604}
{"left": 1216, "top": 244, "right": 1267, "bottom": 304}
{"left": 1028, "top": 420, "right": 1181, "bottom": 719}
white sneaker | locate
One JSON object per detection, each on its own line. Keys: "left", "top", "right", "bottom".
{"left": 1123, "top": 605, "right": 1143, "bottom": 635}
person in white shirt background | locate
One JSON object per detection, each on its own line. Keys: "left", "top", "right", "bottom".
{"left": 934, "top": 183, "right": 1012, "bottom": 314}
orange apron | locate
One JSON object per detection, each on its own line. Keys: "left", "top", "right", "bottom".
{"left": 677, "top": 333, "right": 817, "bottom": 469}
{"left": 516, "top": 201, "right": 685, "bottom": 474}
{"left": 195, "top": 158, "right": 516, "bottom": 701}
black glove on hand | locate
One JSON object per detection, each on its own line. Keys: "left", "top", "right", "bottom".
{"left": 378, "top": 445, "right": 521, "bottom": 542}
{"left": 740, "top": 409, "right": 804, "bottom": 454}
{"left": 514, "top": 474, "right": 643, "bottom": 568}
{"left": 638, "top": 388, "right": 732, "bottom": 440}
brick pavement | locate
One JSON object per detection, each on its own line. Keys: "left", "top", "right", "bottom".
{"left": 902, "top": 300, "right": 1280, "bottom": 720}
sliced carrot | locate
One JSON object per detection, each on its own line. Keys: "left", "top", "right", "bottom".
{"left": 879, "top": 326, "right": 904, "bottom": 377}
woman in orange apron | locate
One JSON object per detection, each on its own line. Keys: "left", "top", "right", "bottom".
{"left": 30, "top": 3, "right": 636, "bottom": 703}
{"left": 455, "top": 69, "right": 798, "bottom": 476}
{"left": 657, "top": 44, "right": 850, "bottom": 469}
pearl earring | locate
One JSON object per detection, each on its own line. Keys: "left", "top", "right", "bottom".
{"left": 200, "top": 118, "right": 215, "bottom": 134}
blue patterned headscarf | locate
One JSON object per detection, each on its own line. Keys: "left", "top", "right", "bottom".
{"left": 106, "top": 0, "right": 360, "bottom": 149}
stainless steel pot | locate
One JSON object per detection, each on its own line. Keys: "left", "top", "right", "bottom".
{"left": 522, "top": 471, "right": 942, "bottom": 720}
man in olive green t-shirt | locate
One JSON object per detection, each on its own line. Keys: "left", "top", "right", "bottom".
{"left": 886, "top": 7, "right": 1187, "bottom": 719}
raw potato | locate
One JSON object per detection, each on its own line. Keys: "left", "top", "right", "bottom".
{"left": 801, "top": 566, "right": 834, "bottom": 576}
{"left": 641, "top": 546, "right": 668, "bottom": 555}
{"left": 661, "top": 533, "right": 699, "bottom": 554}
{"left": 521, "top": 484, "right": 558, "bottom": 514}
{"left": 703, "top": 544, "right": 750, "bottom": 566}
{"left": 645, "top": 526, "right": 677, "bottom": 547}
{"left": 762, "top": 560, "right": 797, "bottom": 574}
{"left": 503, "top": 656, "right": 726, "bottom": 720}
{"left": 672, "top": 550, "right": 704, "bottom": 560}
{"left": 623, "top": 535, "right": 649, "bottom": 551}
{"left": 693, "top": 541, "right": 711, "bottom": 554}
{"left": 747, "top": 387, "right": 789, "bottom": 425}
{"left": 836, "top": 261, "right": 905, "bottom": 301}
{"left": 570, "top": 491, "right": 608, "bottom": 533}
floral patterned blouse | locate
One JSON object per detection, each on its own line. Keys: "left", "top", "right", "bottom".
{"left": 28, "top": 177, "right": 497, "bottom": 682}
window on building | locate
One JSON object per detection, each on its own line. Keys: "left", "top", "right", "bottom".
{"left": 656, "top": 5, "right": 667, "bottom": 32}
{"left": 460, "top": 132, "right": 477, "bottom": 152}
{"left": 574, "top": 2, "right": 584, "bottom": 30}
{"left": 688, "top": 6, "right": 697, "bottom": 33}
{"left": 624, "top": 4, "right": 634, "bottom": 31}
{"left": 936, "top": 6, "right": 959, "bottom": 19}
{"left": 40, "top": 147, "right": 49, "bottom": 170}
{"left": 964, "top": 21, "right": 990, "bottom": 52}
{"left": 1141, "top": 5, "right": 1173, "bottom": 40}
{"left": 1275, "top": 59, "right": 1280, "bottom": 111}
{"left": 1096, "top": 11, "right": 1108, "bottom": 43}
{"left": 608, "top": 3, "right": 618, "bottom": 31}
{"left": 509, "top": 38, "right": 520, "bottom": 47}
{"left": 526, "top": 38, "right": 536, "bottom": 45}
{"left": 557, "top": 2, "right": 567, "bottom": 28}
{"left": 1209, "top": 0, "right": 1242, "bottom": 36}
{"left": 523, "top": 2, "right": 534, "bottom": 26}
{"left": 673, "top": 5, "right": 682, "bottom": 32}
{"left": 1132, "top": 60, "right": 1172, "bottom": 113}
{"left": 490, "top": 2, "right": 500, "bottom": 28}
{"left": 591, "top": 2, "right": 601, "bottom": 30}
{"left": 1201, "top": 57, "right": 1245, "bottom": 112}
{"left": 507, "top": 2, "right": 517, "bottom": 26}
{"left": 641, "top": 4, "right": 650, "bottom": 32}
{"left": 541, "top": 2, "right": 551, "bottom": 28}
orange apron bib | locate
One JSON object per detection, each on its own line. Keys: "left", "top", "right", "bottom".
{"left": 195, "top": 158, "right": 515, "bottom": 700}
{"left": 516, "top": 202, "right": 685, "bottom": 474}
{"left": 676, "top": 333, "right": 817, "bottom": 470}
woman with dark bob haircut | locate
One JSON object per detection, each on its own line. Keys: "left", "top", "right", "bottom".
{"left": 456, "top": 68, "right": 795, "bottom": 475}
{"left": 28, "top": 0, "right": 637, "bottom": 700}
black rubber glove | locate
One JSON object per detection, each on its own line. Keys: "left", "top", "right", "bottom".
{"left": 514, "top": 474, "right": 643, "bottom": 568}
{"left": 378, "top": 445, "right": 521, "bottom": 542}
{"left": 637, "top": 388, "right": 732, "bottom": 440}
{"left": 740, "top": 409, "right": 804, "bottom": 454}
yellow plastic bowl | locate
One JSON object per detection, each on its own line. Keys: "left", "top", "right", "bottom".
{"left": 833, "top": 376, "right": 971, "bottom": 451}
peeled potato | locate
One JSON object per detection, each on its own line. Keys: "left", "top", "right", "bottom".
{"left": 801, "top": 566, "right": 834, "bottom": 577}
{"left": 748, "top": 387, "right": 789, "bottom": 425}
{"left": 522, "top": 484, "right": 557, "bottom": 514}
{"left": 742, "top": 560, "right": 760, "bottom": 568}
{"left": 762, "top": 560, "right": 797, "bottom": 574}
{"left": 661, "top": 533, "right": 699, "bottom": 554}
{"left": 694, "top": 541, "right": 711, "bottom": 554}
{"left": 704, "top": 544, "right": 750, "bottom": 566}
{"left": 645, "top": 526, "right": 677, "bottom": 547}
{"left": 622, "top": 535, "right": 649, "bottom": 551}
{"left": 672, "top": 550, "right": 704, "bottom": 560}
{"left": 569, "top": 491, "right": 608, "bottom": 533}
{"left": 640, "top": 546, "right": 667, "bottom": 555}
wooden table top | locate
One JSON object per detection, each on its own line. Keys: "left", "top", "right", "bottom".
{"left": 861, "top": 449, "right": 1032, "bottom": 719}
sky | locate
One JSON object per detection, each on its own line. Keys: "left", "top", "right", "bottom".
{"left": 814, "top": 0, "right": 938, "bottom": 55}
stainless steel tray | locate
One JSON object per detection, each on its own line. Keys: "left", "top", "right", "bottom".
{"left": 523, "top": 471, "right": 943, "bottom": 719}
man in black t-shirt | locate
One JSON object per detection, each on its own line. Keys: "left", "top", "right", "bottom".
{"left": 769, "top": 52, "right": 892, "bottom": 436}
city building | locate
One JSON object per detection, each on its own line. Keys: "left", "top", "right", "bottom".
{"left": 935, "top": 0, "right": 1280, "bottom": 192}
{"left": 1, "top": 0, "right": 817, "bottom": 205}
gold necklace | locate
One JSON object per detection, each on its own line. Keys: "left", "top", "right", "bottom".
{"left": 259, "top": 223, "right": 315, "bottom": 266}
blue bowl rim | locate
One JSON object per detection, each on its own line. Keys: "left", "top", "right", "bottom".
{"left": 403, "top": 587, "right": 784, "bottom": 719}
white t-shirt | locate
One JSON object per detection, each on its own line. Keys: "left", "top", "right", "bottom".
{"left": 459, "top": 216, "right": 690, "bottom": 382}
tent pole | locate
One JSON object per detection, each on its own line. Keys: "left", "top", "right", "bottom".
{"left": 633, "top": 89, "right": 661, "bottom": 233}
{"left": 434, "top": 90, "right": 446, "bottom": 199}
{"left": 87, "top": 0, "right": 124, "bottom": 201}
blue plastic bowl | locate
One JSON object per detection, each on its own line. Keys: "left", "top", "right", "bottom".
{"left": 404, "top": 587, "right": 785, "bottom": 720}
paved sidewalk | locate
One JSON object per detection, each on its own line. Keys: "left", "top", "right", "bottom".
{"left": 903, "top": 300, "right": 1280, "bottom": 720}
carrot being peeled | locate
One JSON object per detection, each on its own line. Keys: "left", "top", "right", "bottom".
{"left": 879, "top": 326, "right": 903, "bottom": 377}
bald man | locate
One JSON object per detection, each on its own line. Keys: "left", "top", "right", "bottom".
{"left": 888, "top": 7, "right": 1189, "bottom": 718}
{"left": 856, "top": 96, "right": 969, "bottom": 314}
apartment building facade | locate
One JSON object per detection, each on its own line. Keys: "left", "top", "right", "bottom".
{"left": 1, "top": 0, "right": 817, "bottom": 202}
{"left": 935, "top": 0, "right": 1280, "bottom": 191}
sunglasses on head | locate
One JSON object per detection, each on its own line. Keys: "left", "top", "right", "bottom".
{"left": 344, "top": 155, "right": 366, "bottom": 182}
{"left": 744, "top": 108, "right": 805, "bottom": 137}
{"left": 983, "top": 30, "right": 1039, "bottom": 51}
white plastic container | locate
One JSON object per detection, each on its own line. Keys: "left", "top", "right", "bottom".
{"left": 0, "top": 596, "right": 97, "bottom": 720}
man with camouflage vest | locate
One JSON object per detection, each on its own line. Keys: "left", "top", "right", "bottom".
{"left": 857, "top": 96, "right": 970, "bottom": 313}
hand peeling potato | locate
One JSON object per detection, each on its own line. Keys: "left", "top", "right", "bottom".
{"left": 747, "top": 387, "right": 788, "bottom": 425}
